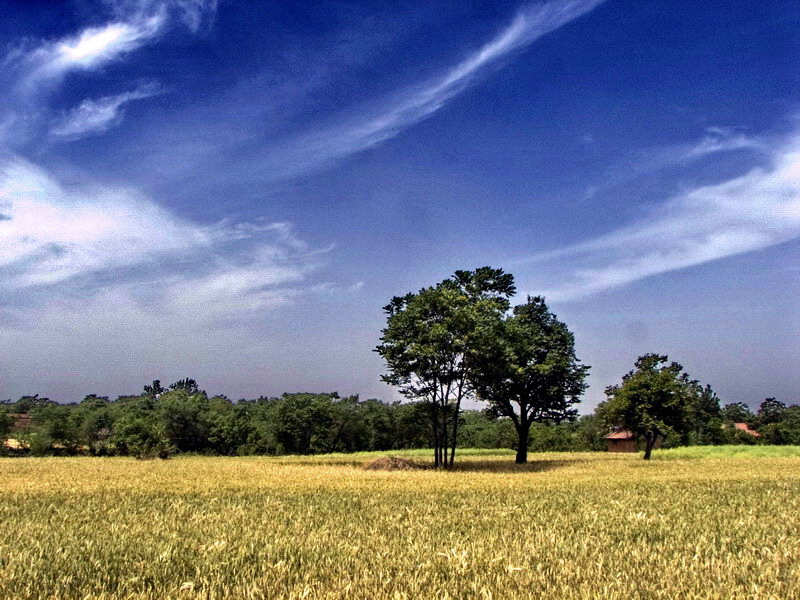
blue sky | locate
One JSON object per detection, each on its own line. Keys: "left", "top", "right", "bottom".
{"left": 1, "top": 0, "right": 798, "bottom": 410}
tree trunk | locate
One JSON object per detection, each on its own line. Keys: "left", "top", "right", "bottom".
{"left": 449, "top": 398, "right": 462, "bottom": 469}
{"left": 440, "top": 408, "right": 449, "bottom": 469}
{"left": 513, "top": 410, "right": 530, "bottom": 464}
{"left": 643, "top": 431, "right": 656, "bottom": 460}
{"left": 431, "top": 403, "right": 440, "bottom": 468}
{"left": 515, "top": 425, "right": 529, "bottom": 464}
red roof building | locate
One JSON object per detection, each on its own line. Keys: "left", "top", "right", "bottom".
{"left": 732, "top": 422, "right": 761, "bottom": 437}
{"left": 605, "top": 430, "right": 636, "bottom": 453}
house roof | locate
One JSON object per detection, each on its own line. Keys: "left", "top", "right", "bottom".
{"left": 733, "top": 422, "right": 761, "bottom": 437}
{"left": 605, "top": 430, "right": 635, "bottom": 440}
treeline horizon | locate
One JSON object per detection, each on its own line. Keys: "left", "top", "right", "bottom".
{"left": 2, "top": 377, "right": 797, "bottom": 458}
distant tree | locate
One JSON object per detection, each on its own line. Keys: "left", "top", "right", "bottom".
{"left": 600, "top": 354, "right": 699, "bottom": 459}
{"left": 456, "top": 410, "right": 517, "bottom": 450}
{"left": 169, "top": 378, "right": 203, "bottom": 396}
{"left": 573, "top": 414, "right": 609, "bottom": 451}
{"left": 358, "top": 399, "right": 398, "bottom": 451}
{"left": 393, "top": 402, "right": 433, "bottom": 449}
{"left": 143, "top": 380, "right": 166, "bottom": 398}
{"left": 756, "top": 398, "right": 787, "bottom": 426}
{"left": 760, "top": 404, "right": 800, "bottom": 445}
{"left": 12, "top": 395, "right": 53, "bottom": 414}
{"left": 472, "top": 296, "right": 589, "bottom": 464}
{"left": 157, "top": 389, "right": 210, "bottom": 453}
{"left": 81, "top": 409, "right": 114, "bottom": 455}
{"left": 376, "top": 267, "right": 515, "bottom": 467}
{"left": 721, "top": 402, "right": 754, "bottom": 424}
{"left": 204, "top": 396, "right": 248, "bottom": 455}
{"left": 686, "top": 385, "right": 724, "bottom": 445}
{"left": 273, "top": 393, "right": 338, "bottom": 454}
{"left": 111, "top": 415, "right": 174, "bottom": 459}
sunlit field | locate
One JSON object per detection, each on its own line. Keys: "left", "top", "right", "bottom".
{"left": 2, "top": 449, "right": 799, "bottom": 599}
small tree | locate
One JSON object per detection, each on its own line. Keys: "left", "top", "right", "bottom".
{"left": 756, "top": 398, "right": 787, "bottom": 427}
{"left": 721, "top": 402, "right": 754, "bottom": 424}
{"left": 600, "top": 354, "right": 698, "bottom": 459}
{"left": 472, "top": 296, "right": 589, "bottom": 464}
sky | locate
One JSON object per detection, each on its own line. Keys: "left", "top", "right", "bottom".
{"left": 0, "top": 0, "right": 798, "bottom": 411}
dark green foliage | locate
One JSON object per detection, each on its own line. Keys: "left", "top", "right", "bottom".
{"left": 9, "top": 395, "right": 54, "bottom": 414}
{"left": 600, "top": 354, "right": 700, "bottom": 459}
{"left": 376, "top": 266, "right": 515, "bottom": 468}
{"left": 756, "top": 398, "right": 787, "bottom": 426}
{"left": 143, "top": 380, "right": 166, "bottom": 398}
{"left": 685, "top": 385, "right": 725, "bottom": 445}
{"left": 758, "top": 404, "right": 800, "bottom": 445}
{"left": 169, "top": 378, "right": 203, "bottom": 395}
{"left": 456, "top": 411, "right": 517, "bottom": 449}
{"left": 456, "top": 411, "right": 611, "bottom": 452}
{"left": 111, "top": 416, "right": 175, "bottom": 459}
{"left": 2, "top": 381, "right": 448, "bottom": 457}
{"left": 157, "top": 389, "right": 210, "bottom": 453}
{"left": 722, "top": 402, "right": 754, "bottom": 424}
{"left": 472, "top": 296, "right": 589, "bottom": 463}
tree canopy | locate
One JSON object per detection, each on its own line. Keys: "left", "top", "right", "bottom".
{"left": 472, "top": 296, "right": 589, "bottom": 463}
{"left": 600, "top": 354, "right": 699, "bottom": 459}
{"left": 375, "top": 266, "right": 515, "bottom": 467}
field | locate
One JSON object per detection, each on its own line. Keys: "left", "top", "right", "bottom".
{"left": 1, "top": 448, "right": 799, "bottom": 600}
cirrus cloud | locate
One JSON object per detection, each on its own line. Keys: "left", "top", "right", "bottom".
{"left": 522, "top": 131, "right": 800, "bottom": 301}
{"left": 0, "top": 157, "right": 323, "bottom": 323}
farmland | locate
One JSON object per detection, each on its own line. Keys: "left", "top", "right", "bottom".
{"left": 1, "top": 449, "right": 799, "bottom": 600}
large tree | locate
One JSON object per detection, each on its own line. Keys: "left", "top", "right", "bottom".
{"left": 600, "top": 354, "right": 699, "bottom": 460}
{"left": 376, "top": 267, "right": 515, "bottom": 468}
{"left": 472, "top": 296, "right": 589, "bottom": 464}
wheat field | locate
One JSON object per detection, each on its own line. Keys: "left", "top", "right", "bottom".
{"left": 1, "top": 450, "right": 798, "bottom": 600}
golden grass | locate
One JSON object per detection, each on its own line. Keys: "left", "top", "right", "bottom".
{"left": 1, "top": 451, "right": 798, "bottom": 599}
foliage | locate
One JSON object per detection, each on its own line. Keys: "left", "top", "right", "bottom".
{"left": 721, "top": 401, "right": 754, "bottom": 424}
{"left": 472, "top": 295, "right": 589, "bottom": 463}
{"left": 758, "top": 404, "right": 800, "bottom": 445}
{"left": 4, "top": 374, "right": 794, "bottom": 458}
{"left": 600, "top": 354, "right": 700, "bottom": 459}
{"left": 684, "top": 385, "right": 725, "bottom": 445}
{"left": 755, "top": 397, "right": 787, "bottom": 426}
{"left": 0, "top": 408, "right": 12, "bottom": 447}
{"left": 1, "top": 452, "right": 798, "bottom": 599}
{"left": 376, "top": 266, "right": 515, "bottom": 467}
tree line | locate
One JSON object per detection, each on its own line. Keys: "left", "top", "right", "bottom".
{"left": 3, "top": 266, "right": 797, "bottom": 461}
{"left": 1, "top": 380, "right": 794, "bottom": 460}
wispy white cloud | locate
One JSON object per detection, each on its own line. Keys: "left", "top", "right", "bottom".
{"left": 16, "top": 0, "right": 219, "bottom": 90}
{"left": 582, "top": 127, "right": 767, "bottom": 200}
{"left": 0, "top": 157, "right": 322, "bottom": 321}
{"left": 16, "top": 15, "right": 165, "bottom": 95}
{"left": 685, "top": 126, "right": 765, "bottom": 158}
{"left": 264, "top": 0, "right": 606, "bottom": 179}
{"left": 0, "top": 0, "right": 218, "bottom": 146}
{"left": 524, "top": 132, "right": 800, "bottom": 301}
{"left": 101, "top": 0, "right": 219, "bottom": 33}
{"left": 51, "top": 83, "right": 162, "bottom": 139}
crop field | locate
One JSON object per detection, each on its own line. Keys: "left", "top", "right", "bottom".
{"left": 1, "top": 448, "right": 799, "bottom": 600}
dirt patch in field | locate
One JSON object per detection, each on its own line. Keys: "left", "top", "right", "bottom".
{"left": 364, "top": 456, "right": 421, "bottom": 471}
